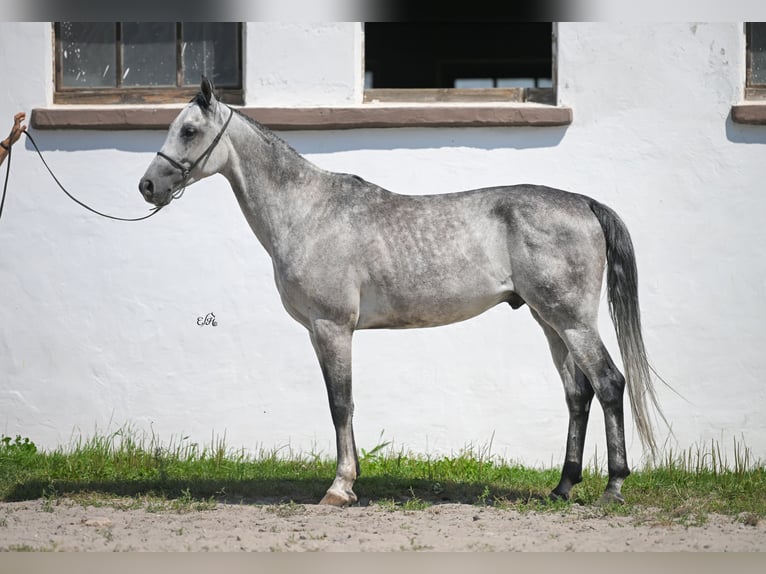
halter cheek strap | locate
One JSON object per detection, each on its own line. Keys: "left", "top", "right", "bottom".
{"left": 155, "top": 151, "right": 190, "bottom": 179}
{"left": 155, "top": 105, "right": 234, "bottom": 197}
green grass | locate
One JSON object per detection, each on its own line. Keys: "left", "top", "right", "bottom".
{"left": 0, "top": 429, "right": 764, "bottom": 522}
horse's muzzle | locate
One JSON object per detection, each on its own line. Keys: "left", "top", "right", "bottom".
{"left": 139, "top": 178, "right": 154, "bottom": 201}
{"left": 139, "top": 178, "right": 171, "bottom": 206}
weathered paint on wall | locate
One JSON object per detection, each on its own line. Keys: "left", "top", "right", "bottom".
{"left": 1, "top": 22, "right": 764, "bottom": 467}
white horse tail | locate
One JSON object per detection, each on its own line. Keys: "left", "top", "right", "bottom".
{"left": 588, "top": 199, "right": 669, "bottom": 460}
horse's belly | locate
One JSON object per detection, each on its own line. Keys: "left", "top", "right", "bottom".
{"left": 356, "top": 282, "right": 510, "bottom": 330}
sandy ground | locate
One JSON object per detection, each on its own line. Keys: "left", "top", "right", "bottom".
{"left": 0, "top": 499, "right": 763, "bottom": 552}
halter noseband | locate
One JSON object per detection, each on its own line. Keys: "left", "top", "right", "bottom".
{"left": 156, "top": 105, "right": 234, "bottom": 199}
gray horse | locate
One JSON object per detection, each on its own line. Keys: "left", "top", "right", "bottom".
{"left": 140, "top": 78, "right": 667, "bottom": 506}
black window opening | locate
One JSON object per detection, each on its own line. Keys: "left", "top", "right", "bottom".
{"left": 54, "top": 22, "right": 243, "bottom": 104}
{"left": 364, "top": 23, "right": 554, "bottom": 104}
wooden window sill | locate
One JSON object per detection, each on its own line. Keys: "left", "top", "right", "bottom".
{"left": 731, "top": 103, "right": 766, "bottom": 125}
{"left": 364, "top": 88, "right": 554, "bottom": 105}
{"left": 53, "top": 88, "right": 244, "bottom": 106}
{"left": 31, "top": 103, "right": 572, "bottom": 131}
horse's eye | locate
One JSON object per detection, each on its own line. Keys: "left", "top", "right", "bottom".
{"left": 181, "top": 126, "right": 197, "bottom": 138}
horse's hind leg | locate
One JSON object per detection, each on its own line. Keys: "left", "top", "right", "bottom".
{"left": 531, "top": 311, "right": 595, "bottom": 501}
{"left": 556, "top": 326, "right": 631, "bottom": 504}
{"left": 309, "top": 319, "right": 360, "bottom": 507}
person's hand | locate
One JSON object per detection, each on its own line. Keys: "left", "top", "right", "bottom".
{"left": 2, "top": 112, "right": 26, "bottom": 151}
{"left": 8, "top": 112, "right": 27, "bottom": 145}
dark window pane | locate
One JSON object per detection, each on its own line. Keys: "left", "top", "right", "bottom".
{"left": 60, "top": 22, "right": 116, "bottom": 88}
{"left": 364, "top": 23, "right": 551, "bottom": 89}
{"left": 751, "top": 23, "right": 766, "bottom": 85}
{"left": 182, "top": 23, "right": 240, "bottom": 87}
{"left": 122, "top": 22, "right": 176, "bottom": 87}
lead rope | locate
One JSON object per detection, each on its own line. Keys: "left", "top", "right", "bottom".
{"left": 0, "top": 138, "right": 10, "bottom": 221}
{"left": 0, "top": 130, "right": 163, "bottom": 223}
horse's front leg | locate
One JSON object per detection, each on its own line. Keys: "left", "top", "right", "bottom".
{"left": 310, "top": 318, "right": 360, "bottom": 506}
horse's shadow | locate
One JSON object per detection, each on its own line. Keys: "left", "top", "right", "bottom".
{"left": 4, "top": 476, "right": 553, "bottom": 507}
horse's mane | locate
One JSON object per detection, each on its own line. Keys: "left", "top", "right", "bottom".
{"left": 236, "top": 108, "right": 303, "bottom": 154}
{"left": 189, "top": 91, "right": 317, "bottom": 172}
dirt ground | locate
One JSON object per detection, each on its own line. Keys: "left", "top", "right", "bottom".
{"left": 0, "top": 499, "right": 763, "bottom": 552}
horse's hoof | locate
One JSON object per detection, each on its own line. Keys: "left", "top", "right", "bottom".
{"left": 319, "top": 490, "right": 357, "bottom": 507}
{"left": 596, "top": 491, "right": 625, "bottom": 506}
{"left": 549, "top": 490, "right": 570, "bottom": 502}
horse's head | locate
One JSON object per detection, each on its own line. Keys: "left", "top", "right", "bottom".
{"left": 139, "top": 77, "right": 233, "bottom": 207}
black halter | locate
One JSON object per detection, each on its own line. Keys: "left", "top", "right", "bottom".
{"left": 156, "top": 105, "right": 234, "bottom": 199}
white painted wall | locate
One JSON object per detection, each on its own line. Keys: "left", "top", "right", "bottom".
{"left": 1, "top": 22, "right": 764, "bottom": 469}
{"left": 244, "top": 22, "right": 362, "bottom": 106}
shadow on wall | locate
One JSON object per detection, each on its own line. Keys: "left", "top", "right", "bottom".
{"left": 24, "top": 125, "right": 569, "bottom": 155}
{"left": 725, "top": 113, "right": 766, "bottom": 144}
{"left": 23, "top": 130, "right": 168, "bottom": 154}
{"left": 273, "top": 126, "right": 569, "bottom": 155}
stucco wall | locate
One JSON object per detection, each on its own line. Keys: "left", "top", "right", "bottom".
{"left": 1, "top": 22, "right": 764, "bottom": 468}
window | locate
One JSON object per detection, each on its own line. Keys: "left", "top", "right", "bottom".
{"left": 746, "top": 22, "right": 766, "bottom": 100}
{"left": 34, "top": 22, "right": 570, "bottom": 131}
{"left": 364, "top": 23, "right": 554, "bottom": 104}
{"left": 54, "top": 22, "right": 243, "bottom": 104}
{"left": 733, "top": 22, "right": 766, "bottom": 124}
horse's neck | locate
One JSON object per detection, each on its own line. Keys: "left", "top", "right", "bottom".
{"left": 222, "top": 118, "right": 329, "bottom": 257}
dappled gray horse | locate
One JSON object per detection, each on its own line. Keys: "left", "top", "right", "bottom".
{"left": 140, "top": 79, "right": 667, "bottom": 506}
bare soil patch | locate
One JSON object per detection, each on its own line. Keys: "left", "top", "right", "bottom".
{"left": 0, "top": 499, "right": 763, "bottom": 552}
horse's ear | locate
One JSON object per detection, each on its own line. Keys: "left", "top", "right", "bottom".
{"left": 200, "top": 76, "right": 216, "bottom": 107}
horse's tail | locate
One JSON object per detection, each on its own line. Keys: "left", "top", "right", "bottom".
{"left": 588, "top": 199, "right": 669, "bottom": 460}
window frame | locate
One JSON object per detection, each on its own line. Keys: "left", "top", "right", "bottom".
{"left": 52, "top": 22, "right": 244, "bottom": 105}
